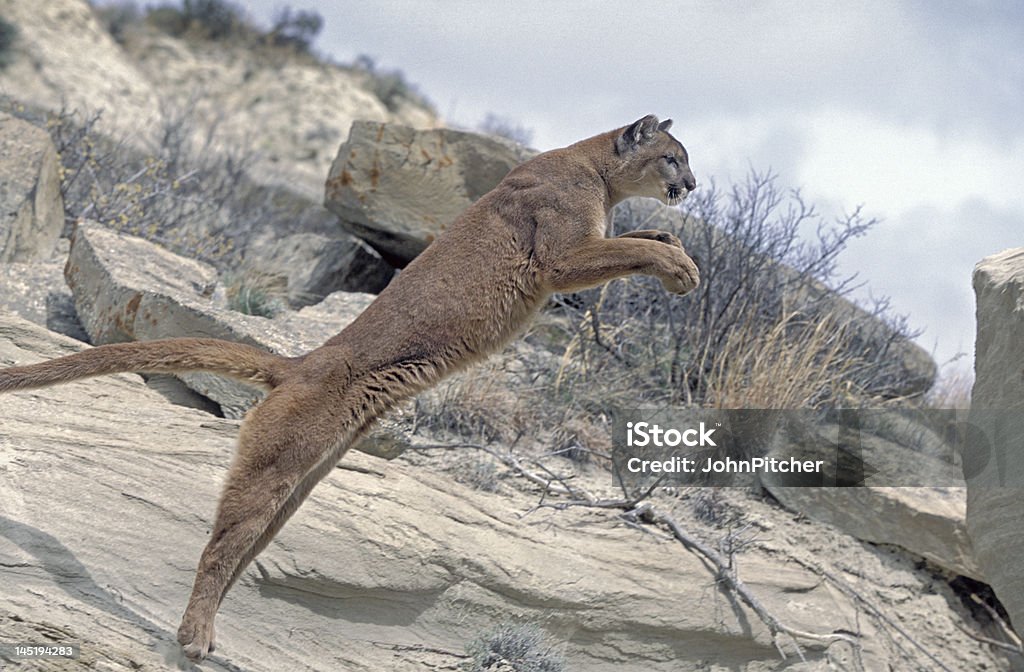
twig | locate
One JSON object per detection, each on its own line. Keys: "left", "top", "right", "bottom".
{"left": 954, "top": 623, "right": 1024, "bottom": 656}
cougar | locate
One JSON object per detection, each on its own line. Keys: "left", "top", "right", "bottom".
{"left": 0, "top": 114, "right": 699, "bottom": 662}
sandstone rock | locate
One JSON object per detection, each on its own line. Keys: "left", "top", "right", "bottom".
{"left": 766, "top": 484, "right": 979, "bottom": 578}
{"left": 741, "top": 412, "right": 981, "bottom": 577}
{"left": 0, "top": 256, "right": 87, "bottom": 342}
{"left": 325, "top": 121, "right": 537, "bottom": 266}
{"left": 966, "top": 247, "right": 1024, "bottom": 632}
{"left": 0, "top": 113, "right": 64, "bottom": 262}
{"left": 61, "top": 224, "right": 406, "bottom": 458}
{"left": 251, "top": 232, "right": 394, "bottom": 307}
{"left": 0, "top": 315, "right": 1004, "bottom": 671}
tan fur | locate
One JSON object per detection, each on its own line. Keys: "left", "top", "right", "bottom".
{"left": 0, "top": 115, "right": 699, "bottom": 662}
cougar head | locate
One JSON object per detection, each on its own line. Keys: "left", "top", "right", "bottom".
{"left": 611, "top": 115, "right": 696, "bottom": 206}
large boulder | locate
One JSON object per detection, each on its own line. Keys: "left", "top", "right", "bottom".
{"left": 965, "top": 247, "right": 1024, "bottom": 632}
{"left": 0, "top": 314, "right": 1006, "bottom": 671}
{"left": 766, "top": 484, "right": 979, "bottom": 578}
{"left": 61, "top": 224, "right": 412, "bottom": 458}
{"left": 63, "top": 224, "right": 373, "bottom": 410}
{"left": 325, "top": 121, "right": 536, "bottom": 266}
{"left": 0, "top": 113, "right": 64, "bottom": 262}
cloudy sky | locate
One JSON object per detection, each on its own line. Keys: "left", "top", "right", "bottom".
{"left": 243, "top": 0, "right": 1022, "bottom": 375}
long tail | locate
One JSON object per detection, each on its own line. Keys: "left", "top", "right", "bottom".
{"left": 0, "top": 338, "right": 295, "bottom": 393}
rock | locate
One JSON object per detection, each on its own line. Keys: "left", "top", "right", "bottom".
{"left": 61, "top": 224, "right": 404, "bottom": 458}
{"left": 737, "top": 411, "right": 982, "bottom": 577}
{"left": 0, "top": 314, "right": 1005, "bottom": 671}
{"left": 325, "top": 121, "right": 537, "bottom": 266}
{"left": 766, "top": 485, "right": 979, "bottom": 578}
{"left": 0, "top": 257, "right": 88, "bottom": 342}
{"left": 965, "top": 247, "right": 1024, "bottom": 631}
{"left": 1, "top": 0, "right": 438, "bottom": 215}
{"left": 250, "top": 232, "right": 395, "bottom": 307}
{"left": 0, "top": 113, "right": 64, "bottom": 262}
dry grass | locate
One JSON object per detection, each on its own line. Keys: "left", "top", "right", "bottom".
{"left": 413, "top": 367, "right": 527, "bottom": 445}
{"left": 703, "top": 309, "right": 861, "bottom": 410}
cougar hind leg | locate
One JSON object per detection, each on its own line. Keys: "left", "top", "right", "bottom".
{"left": 176, "top": 352, "right": 440, "bottom": 662}
{"left": 176, "top": 379, "right": 363, "bottom": 662}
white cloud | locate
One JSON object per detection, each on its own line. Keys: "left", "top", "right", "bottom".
{"left": 795, "top": 109, "right": 1024, "bottom": 215}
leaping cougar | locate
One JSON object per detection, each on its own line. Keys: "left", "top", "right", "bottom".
{"left": 0, "top": 114, "right": 699, "bottom": 662}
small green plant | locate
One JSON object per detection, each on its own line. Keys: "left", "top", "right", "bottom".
{"left": 223, "top": 271, "right": 287, "bottom": 318}
{"left": 465, "top": 623, "right": 565, "bottom": 672}
{"left": 0, "top": 18, "right": 18, "bottom": 69}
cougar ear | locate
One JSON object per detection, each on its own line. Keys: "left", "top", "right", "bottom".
{"left": 616, "top": 114, "right": 661, "bottom": 154}
{"left": 658, "top": 119, "right": 673, "bottom": 132}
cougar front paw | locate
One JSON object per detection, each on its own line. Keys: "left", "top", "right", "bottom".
{"left": 661, "top": 251, "right": 700, "bottom": 295}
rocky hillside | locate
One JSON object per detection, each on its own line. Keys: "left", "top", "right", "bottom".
{"left": 0, "top": 0, "right": 437, "bottom": 200}
{"left": 0, "top": 2, "right": 1021, "bottom": 671}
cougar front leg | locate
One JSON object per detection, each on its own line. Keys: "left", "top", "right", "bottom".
{"left": 616, "top": 229, "right": 684, "bottom": 248}
{"left": 545, "top": 237, "right": 699, "bottom": 294}
{"left": 176, "top": 382, "right": 360, "bottom": 662}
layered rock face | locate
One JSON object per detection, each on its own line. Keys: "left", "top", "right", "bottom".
{"left": 965, "top": 247, "right": 1024, "bottom": 632}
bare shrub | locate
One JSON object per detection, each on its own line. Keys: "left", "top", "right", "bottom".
{"left": 352, "top": 54, "right": 434, "bottom": 114}
{"left": 465, "top": 623, "right": 565, "bottom": 672}
{"left": 266, "top": 7, "right": 323, "bottom": 53}
{"left": 93, "top": 1, "right": 143, "bottom": 44}
{"left": 24, "top": 98, "right": 249, "bottom": 266}
{"left": 478, "top": 113, "right": 534, "bottom": 146}
{"left": 689, "top": 488, "right": 729, "bottom": 525}
{"left": 146, "top": 0, "right": 246, "bottom": 41}
{"left": 549, "top": 170, "right": 920, "bottom": 409}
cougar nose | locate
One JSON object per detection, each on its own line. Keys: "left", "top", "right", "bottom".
{"left": 683, "top": 174, "right": 696, "bottom": 191}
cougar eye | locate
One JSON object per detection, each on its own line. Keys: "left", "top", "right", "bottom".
{"left": 664, "top": 155, "right": 679, "bottom": 167}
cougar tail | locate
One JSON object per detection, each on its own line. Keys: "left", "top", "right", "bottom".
{"left": 0, "top": 338, "right": 295, "bottom": 393}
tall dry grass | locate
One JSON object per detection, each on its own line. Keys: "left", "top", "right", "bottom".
{"left": 702, "top": 309, "right": 861, "bottom": 409}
